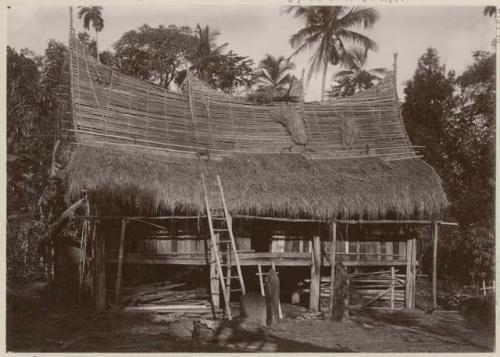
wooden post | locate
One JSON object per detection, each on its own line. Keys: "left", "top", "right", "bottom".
{"left": 411, "top": 237, "right": 417, "bottom": 308}
{"left": 405, "top": 236, "right": 417, "bottom": 308}
{"left": 89, "top": 220, "right": 97, "bottom": 298}
{"left": 405, "top": 237, "right": 413, "bottom": 308}
{"left": 94, "top": 222, "right": 106, "bottom": 311}
{"left": 271, "top": 262, "right": 283, "bottom": 319}
{"left": 309, "top": 235, "right": 321, "bottom": 311}
{"left": 432, "top": 221, "right": 439, "bottom": 309}
{"left": 390, "top": 266, "right": 395, "bottom": 309}
{"left": 210, "top": 233, "right": 220, "bottom": 310}
{"left": 114, "top": 219, "right": 127, "bottom": 305}
{"left": 257, "top": 264, "right": 265, "bottom": 296}
{"left": 329, "top": 221, "right": 337, "bottom": 320}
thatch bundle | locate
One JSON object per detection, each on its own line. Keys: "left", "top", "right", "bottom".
{"left": 270, "top": 104, "right": 307, "bottom": 146}
{"left": 66, "top": 145, "right": 447, "bottom": 219}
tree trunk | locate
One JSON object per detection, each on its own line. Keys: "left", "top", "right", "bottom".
{"left": 95, "top": 30, "right": 99, "bottom": 63}
{"left": 321, "top": 62, "right": 329, "bottom": 100}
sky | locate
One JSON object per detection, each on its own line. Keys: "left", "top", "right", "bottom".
{"left": 6, "top": 4, "right": 496, "bottom": 101}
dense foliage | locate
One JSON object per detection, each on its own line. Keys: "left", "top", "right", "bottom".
{"left": 77, "top": 6, "right": 104, "bottom": 62}
{"left": 328, "top": 48, "right": 387, "bottom": 98}
{"left": 248, "top": 54, "right": 298, "bottom": 103}
{"left": 7, "top": 42, "right": 68, "bottom": 282}
{"left": 114, "top": 24, "right": 196, "bottom": 88}
{"left": 112, "top": 24, "right": 254, "bottom": 93}
{"left": 402, "top": 48, "right": 495, "bottom": 284}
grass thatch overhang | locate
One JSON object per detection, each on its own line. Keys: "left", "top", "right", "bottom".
{"left": 66, "top": 145, "right": 448, "bottom": 220}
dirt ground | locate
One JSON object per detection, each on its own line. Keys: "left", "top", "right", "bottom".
{"left": 6, "top": 285, "right": 495, "bottom": 353}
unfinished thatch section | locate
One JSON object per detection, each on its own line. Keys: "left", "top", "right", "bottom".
{"left": 65, "top": 35, "right": 416, "bottom": 160}
{"left": 61, "top": 34, "right": 447, "bottom": 220}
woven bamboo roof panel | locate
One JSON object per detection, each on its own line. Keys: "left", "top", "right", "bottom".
{"left": 65, "top": 35, "right": 417, "bottom": 160}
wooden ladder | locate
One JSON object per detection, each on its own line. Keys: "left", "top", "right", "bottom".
{"left": 200, "top": 161, "right": 246, "bottom": 320}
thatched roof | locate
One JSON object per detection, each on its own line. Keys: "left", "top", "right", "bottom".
{"left": 66, "top": 145, "right": 447, "bottom": 219}
{"left": 61, "top": 35, "right": 448, "bottom": 219}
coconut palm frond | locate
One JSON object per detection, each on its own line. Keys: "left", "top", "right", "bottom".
{"left": 370, "top": 67, "right": 388, "bottom": 75}
{"left": 483, "top": 6, "right": 496, "bottom": 17}
{"left": 333, "top": 70, "right": 355, "bottom": 79}
{"left": 286, "top": 6, "right": 379, "bottom": 97}
{"left": 339, "top": 7, "right": 379, "bottom": 29}
{"left": 337, "top": 29, "right": 377, "bottom": 52}
{"left": 255, "top": 54, "right": 296, "bottom": 96}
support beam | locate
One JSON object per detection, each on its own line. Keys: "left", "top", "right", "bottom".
{"left": 309, "top": 235, "right": 321, "bottom": 312}
{"left": 432, "top": 221, "right": 439, "bottom": 309}
{"left": 76, "top": 215, "right": 459, "bottom": 226}
{"left": 41, "top": 197, "right": 86, "bottom": 244}
{"left": 114, "top": 219, "right": 127, "bottom": 305}
{"left": 329, "top": 221, "right": 337, "bottom": 320}
{"left": 94, "top": 223, "right": 106, "bottom": 311}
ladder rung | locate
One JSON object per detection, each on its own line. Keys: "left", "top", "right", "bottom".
{"left": 213, "top": 228, "right": 229, "bottom": 232}
{"left": 228, "top": 288, "right": 243, "bottom": 292}
{"left": 223, "top": 275, "right": 241, "bottom": 280}
{"left": 217, "top": 239, "right": 232, "bottom": 243}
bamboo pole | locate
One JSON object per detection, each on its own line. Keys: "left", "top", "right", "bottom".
{"left": 114, "top": 219, "right": 127, "bottom": 305}
{"left": 432, "top": 221, "right": 439, "bottom": 308}
{"left": 329, "top": 221, "right": 337, "bottom": 320}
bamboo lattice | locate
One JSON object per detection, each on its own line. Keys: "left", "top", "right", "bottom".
{"left": 65, "top": 35, "right": 418, "bottom": 160}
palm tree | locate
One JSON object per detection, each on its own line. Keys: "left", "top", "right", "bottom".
{"left": 285, "top": 6, "right": 378, "bottom": 98}
{"left": 329, "top": 48, "right": 386, "bottom": 97}
{"left": 189, "top": 24, "right": 227, "bottom": 82}
{"left": 256, "top": 54, "right": 296, "bottom": 98}
{"left": 78, "top": 6, "right": 104, "bottom": 62}
{"left": 483, "top": 6, "right": 496, "bottom": 17}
